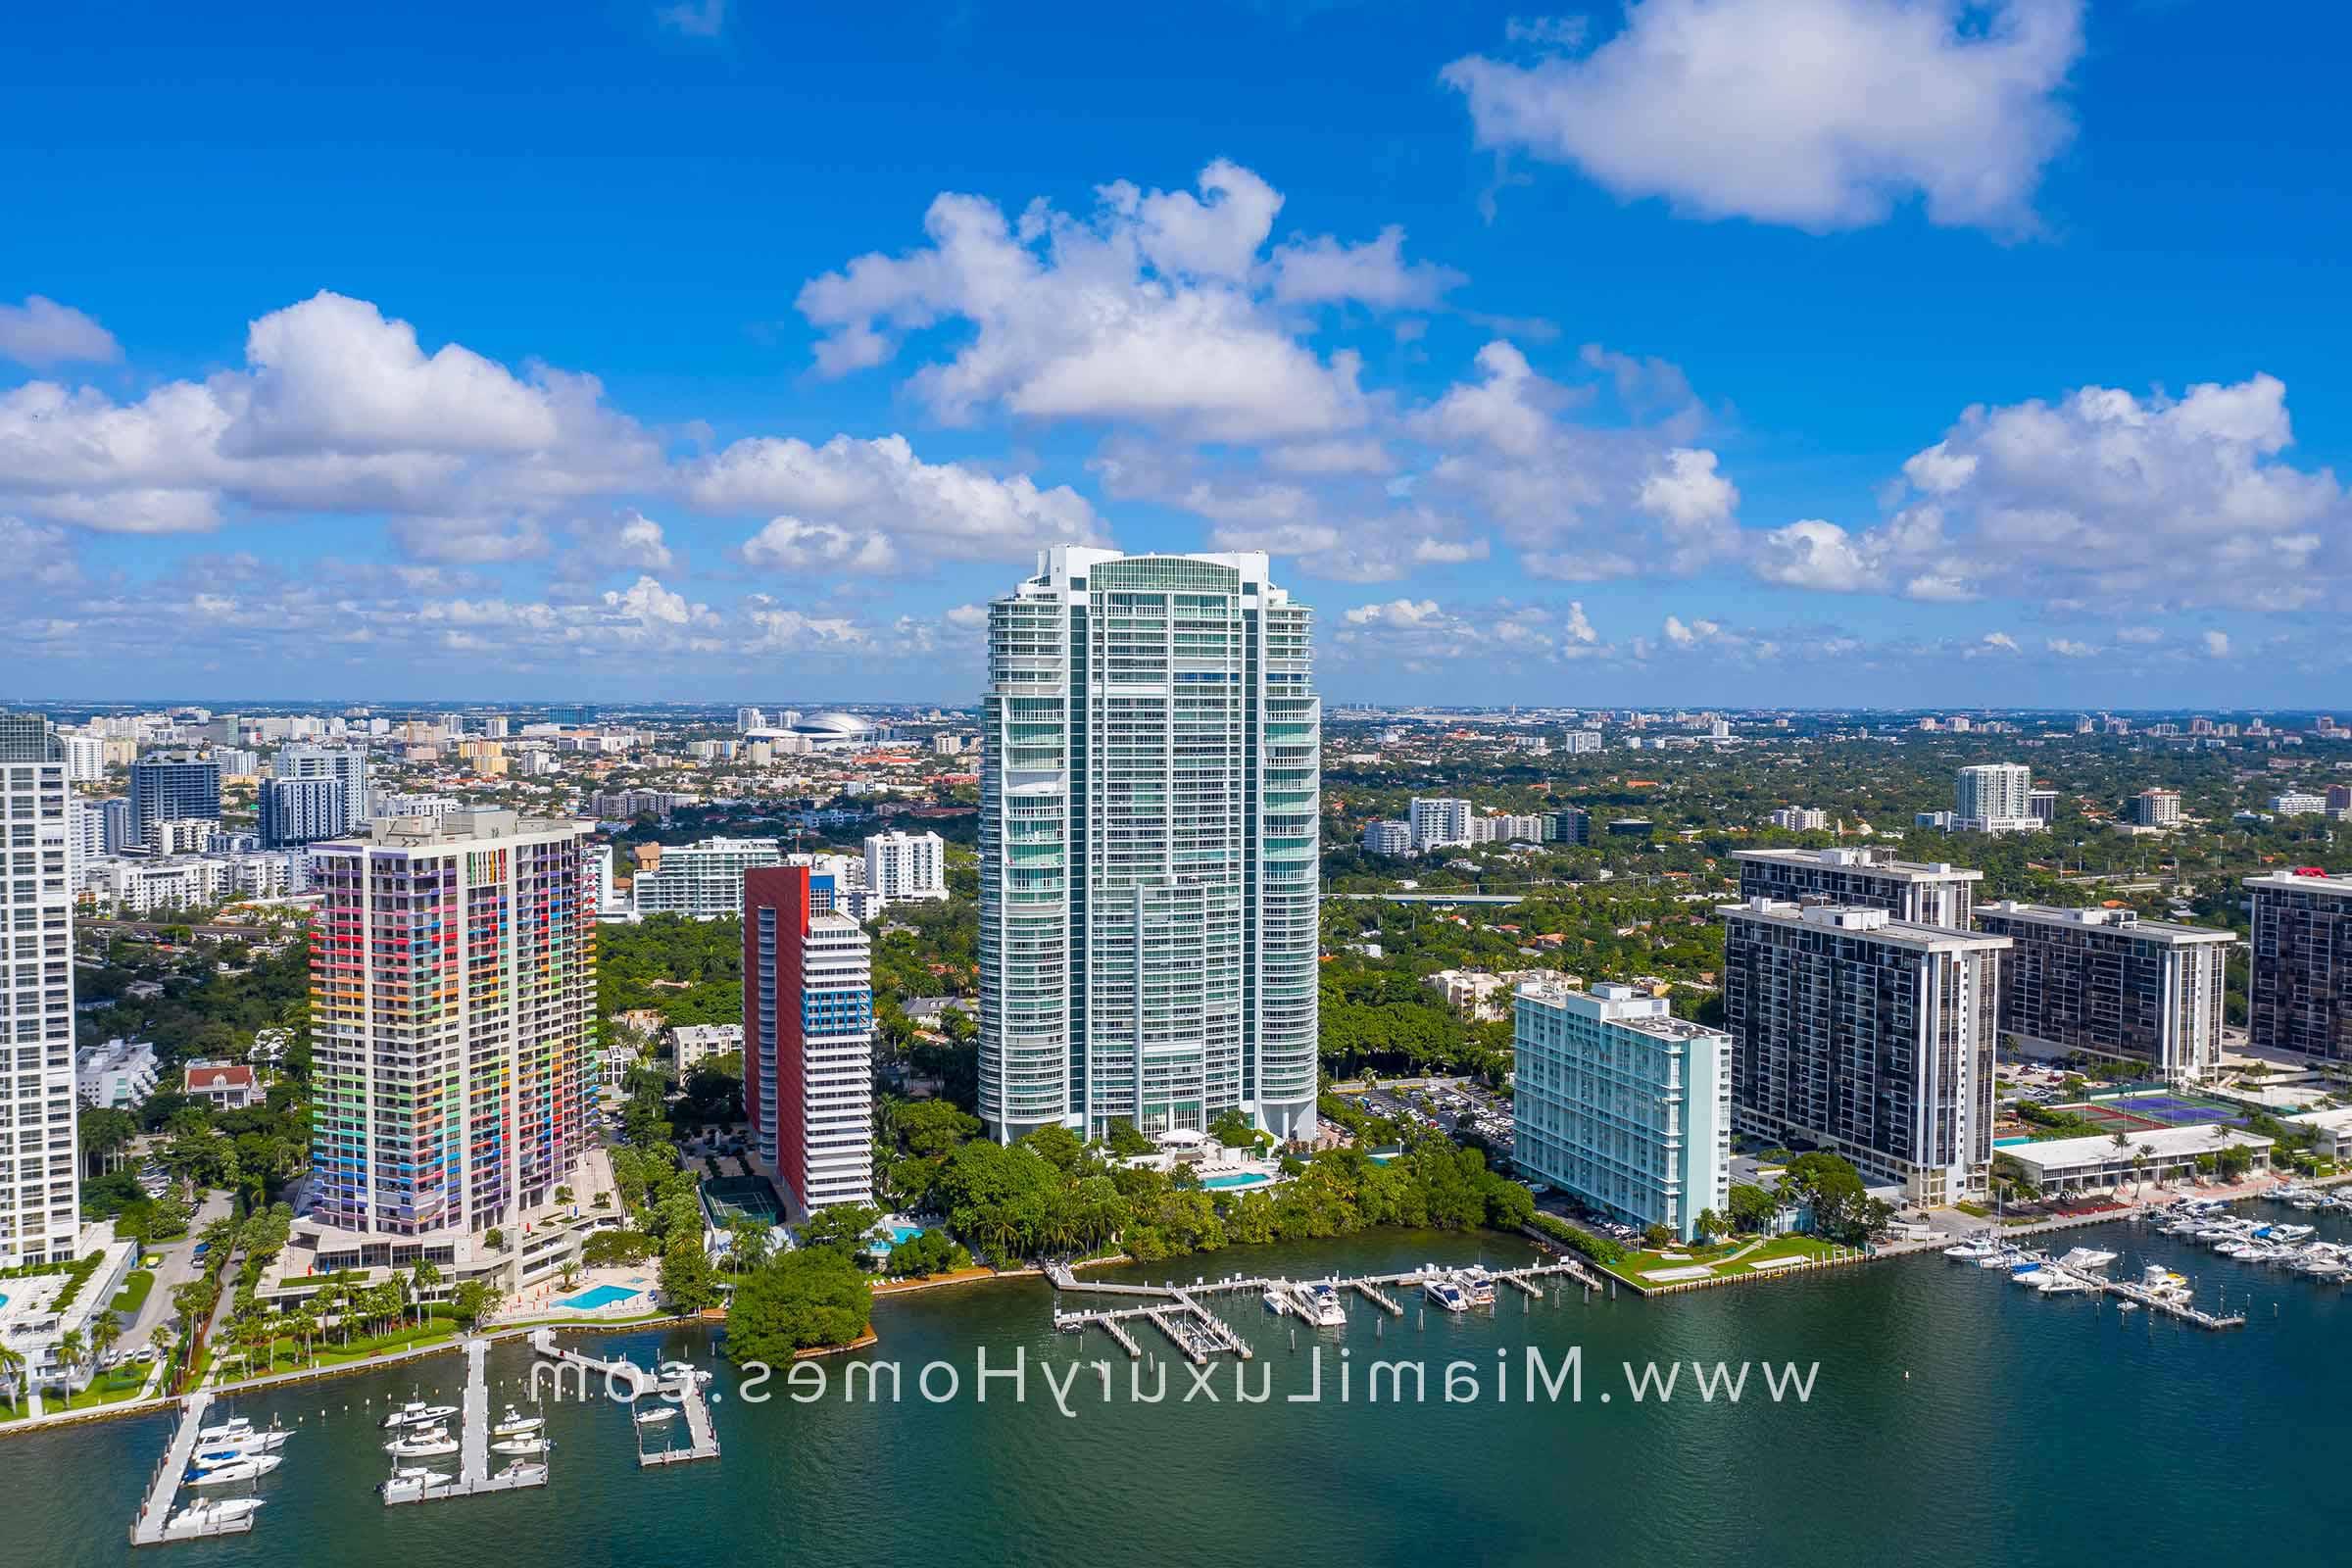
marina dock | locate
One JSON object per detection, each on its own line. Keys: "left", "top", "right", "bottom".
{"left": 1051, "top": 1261, "right": 1595, "bottom": 1350}
{"left": 525, "top": 1328, "right": 716, "bottom": 1467}
{"left": 382, "top": 1338, "right": 548, "bottom": 1506}
{"left": 129, "top": 1394, "right": 255, "bottom": 1546}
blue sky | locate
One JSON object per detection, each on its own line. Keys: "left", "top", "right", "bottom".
{"left": 3, "top": 0, "right": 2347, "bottom": 706}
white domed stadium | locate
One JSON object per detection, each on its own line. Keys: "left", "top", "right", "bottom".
{"left": 787, "top": 710, "right": 879, "bottom": 748}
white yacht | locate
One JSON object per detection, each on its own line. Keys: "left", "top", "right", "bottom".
{"left": 194, "top": 1415, "right": 256, "bottom": 1445}
{"left": 490, "top": 1435, "right": 549, "bottom": 1456}
{"left": 187, "top": 1455, "right": 282, "bottom": 1486}
{"left": 491, "top": 1406, "right": 544, "bottom": 1437}
{"left": 168, "top": 1496, "right": 265, "bottom": 1530}
{"left": 1300, "top": 1284, "right": 1348, "bottom": 1327}
{"left": 1423, "top": 1278, "right": 1470, "bottom": 1313}
{"left": 380, "top": 1400, "right": 460, "bottom": 1430}
{"left": 378, "top": 1467, "right": 453, "bottom": 1502}
{"left": 1942, "top": 1238, "right": 2002, "bottom": 1260}
{"left": 633, "top": 1405, "right": 678, "bottom": 1425}
{"left": 1450, "top": 1268, "right": 1498, "bottom": 1309}
{"left": 383, "top": 1428, "right": 460, "bottom": 1458}
{"left": 1261, "top": 1287, "right": 1290, "bottom": 1316}
{"left": 2056, "top": 1248, "right": 2118, "bottom": 1271}
{"left": 191, "top": 1429, "right": 290, "bottom": 1466}
{"left": 492, "top": 1459, "right": 549, "bottom": 1486}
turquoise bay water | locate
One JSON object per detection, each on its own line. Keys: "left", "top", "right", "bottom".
{"left": 7, "top": 1216, "right": 2349, "bottom": 1568}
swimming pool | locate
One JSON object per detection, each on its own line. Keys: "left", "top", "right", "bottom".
{"left": 555, "top": 1284, "right": 644, "bottom": 1311}
{"left": 866, "top": 1224, "right": 924, "bottom": 1253}
{"left": 1201, "top": 1173, "right": 1274, "bottom": 1191}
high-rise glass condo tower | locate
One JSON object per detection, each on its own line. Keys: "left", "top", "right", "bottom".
{"left": 0, "top": 714, "right": 77, "bottom": 1268}
{"left": 979, "top": 547, "right": 1319, "bottom": 1145}
{"left": 309, "top": 809, "right": 596, "bottom": 1238}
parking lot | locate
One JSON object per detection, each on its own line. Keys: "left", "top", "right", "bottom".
{"left": 1351, "top": 1078, "right": 1516, "bottom": 1150}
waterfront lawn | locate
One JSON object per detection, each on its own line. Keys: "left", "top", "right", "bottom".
{"left": 0, "top": 1366, "right": 152, "bottom": 1424}
{"left": 109, "top": 1269, "right": 156, "bottom": 1317}
{"left": 210, "top": 1308, "right": 465, "bottom": 1385}
{"left": 1601, "top": 1233, "right": 1843, "bottom": 1287}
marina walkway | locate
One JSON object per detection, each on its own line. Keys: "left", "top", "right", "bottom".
{"left": 525, "top": 1328, "right": 716, "bottom": 1467}
{"left": 128, "top": 1393, "right": 255, "bottom": 1546}
{"left": 383, "top": 1338, "right": 547, "bottom": 1506}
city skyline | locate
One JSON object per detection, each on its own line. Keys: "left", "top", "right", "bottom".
{"left": 6, "top": 3, "right": 2350, "bottom": 707}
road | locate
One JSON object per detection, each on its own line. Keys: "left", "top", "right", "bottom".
{"left": 122, "top": 1190, "right": 233, "bottom": 1353}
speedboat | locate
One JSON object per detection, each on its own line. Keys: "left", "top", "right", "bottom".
{"left": 378, "top": 1467, "right": 453, "bottom": 1501}
{"left": 1304, "top": 1283, "right": 1348, "bottom": 1327}
{"left": 492, "top": 1459, "right": 548, "bottom": 1486}
{"left": 633, "top": 1405, "right": 677, "bottom": 1425}
{"left": 491, "top": 1406, "right": 544, "bottom": 1437}
{"left": 195, "top": 1415, "right": 256, "bottom": 1444}
{"left": 1261, "top": 1287, "right": 1291, "bottom": 1316}
{"left": 490, "top": 1435, "right": 549, "bottom": 1455}
{"left": 187, "top": 1455, "right": 282, "bottom": 1486}
{"left": 168, "top": 1496, "right": 264, "bottom": 1530}
{"left": 191, "top": 1429, "right": 291, "bottom": 1465}
{"left": 1422, "top": 1278, "right": 1469, "bottom": 1313}
{"left": 2116, "top": 1299, "right": 2140, "bottom": 1312}
{"left": 2056, "top": 1247, "right": 2117, "bottom": 1271}
{"left": 380, "top": 1399, "right": 459, "bottom": 1430}
{"left": 1942, "top": 1238, "right": 2002, "bottom": 1260}
{"left": 383, "top": 1428, "right": 459, "bottom": 1457}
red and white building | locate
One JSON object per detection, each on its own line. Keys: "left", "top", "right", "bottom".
{"left": 184, "top": 1059, "right": 263, "bottom": 1110}
{"left": 744, "top": 864, "right": 873, "bottom": 1213}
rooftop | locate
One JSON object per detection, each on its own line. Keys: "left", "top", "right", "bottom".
{"left": 1732, "top": 846, "right": 1982, "bottom": 882}
{"left": 1999, "top": 1124, "right": 2273, "bottom": 1174}
{"left": 1720, "top": 898, "right": 2011, "bottom": 953}
{"left": 1976, "top": 901, "right": 2235, "bottom": 944}
{"left": 328, "top": 807, "right": 588, "bottom": 848}
{"left": 2245, "top": 869, "right": 2352, "bottom": 895}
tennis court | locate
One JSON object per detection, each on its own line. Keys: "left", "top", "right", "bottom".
{"left": 2102, "top": 1092, "right": 2247, "bottom": 1127}
{"left": 701, "top": 1174, "right": 785, "bottom": 1228}
{"left": 2060, "top": 1102, "right": 2169, "bottom": 1134}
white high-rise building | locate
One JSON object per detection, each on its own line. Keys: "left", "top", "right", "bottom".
{"left": 1768, "top": 807, "right": 1830, "bottom": 831}
{"left": 1953, "top": 762, "right": 2041, "bottom": 832}
{"left": 274, "top": 744, "right": 369, "bottom": 832}
{"left": 61, "top": 734, "right": 106, "bottom": 783}
{"left": 1513, "top": 980, "right": 1731, "bottom": 1242}
{"left": 0, "top": 715, "right": 78, "bottom": 1267}
{"left": 979, "top": 547, "right": 1319, "bottom": 1143}
{"left": 736, "top": 707, "right": 767, "bottom": 734}
{"left": 630, "top": 836, "right": 783, "bottom": 918}
{"left": 863, "top": 829, "right": 948, "bottom": 906}
{"left": 1408, "top": 797, "right": 1473, "bottom": 852}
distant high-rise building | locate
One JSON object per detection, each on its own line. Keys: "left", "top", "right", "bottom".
{"left": 978, "top": 547, "right": 1319, "bottom": 1143}
{"left": 2246, "top": 870, "right": 2352, "bottom": 1061}
{"left": 2027, "top": 788, "right": 2059, "bottom": 823}
{"left": 1408, "top": 797, "right": 1473, "bottom": 852}
{"left": 259, "top": 776, "right": 347, "bottom": 849}
{"left": 2127, "top": 788, "right": 2182, "bottom": 828}
{"left": 1976, "top": 902, "right": 2232, "bottom": 1085}
{"left": 128, "top": 751, "right": 221, "bottom": 836}
{"left": 98, "top": 796, "right": 133, "bottom": 853}
{"left": 862, "top": 830, "right": 948, "bottom": 906}
{"left": 274, "top": 744, "right": 369, "bottom": 832}
{"left": 1732, "top": 846, "right": 1979, "bottom": 929}
{"left": 309, "top": 810, "right": 597, "bottom": 1238}
{"left": 630, "top": 837, "right": 784, "bottom": 918}
{"left": 0, "top": 714, "right": 78, "bottom": 1267}
{"left": 60, "top": 734, "right": 106, "bottom": 783}
{"left": 1360, "top": 819, "right": 1413, "bottom": 857}
{"left": 1562, "top": 730, "right": 1603, "bottom": 755}
{"left": 1767, "top": 807, "right": 1830, "bottom": 832}
{"left": 1513, "top": 980, "right": 1730, "bottom": 1243}
{"left": 1949, "top": 762, "right": 2041, "bottom": 833}
{"left": 1548, "top": 807, "right": 1592, "bottom": 846}
{"left": 736, "top": 707, "right": 767, "bottom": 734}
{"left": 1719, "top": 899, "right": 2008, "bottom": 1204}
{"left": 744, "top": 864, "right": 873, "bottom": 1210}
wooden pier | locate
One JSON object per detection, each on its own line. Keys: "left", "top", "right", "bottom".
{"left": 1350, "top": 1280, "right": 1403, "bottom": 1315}
{"left": 2077, "top": 1272, "right": 2246, "bottom": 1330}
{"left": 129, "top": 1393, "right": 258, "bottom": 1546}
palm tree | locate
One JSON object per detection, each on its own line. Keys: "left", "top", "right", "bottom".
{"left": 0, "top": 1344, "right": 24, "bottom": 1413}
{"left": 56, "top": 1329, "right": 85, "bottom": 1399}
{"left": 88, "top": 1312, "right": 122, "bottom": 1384}
{"left": 411, "top": 1260, "right": 441, "bottom": 1314}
